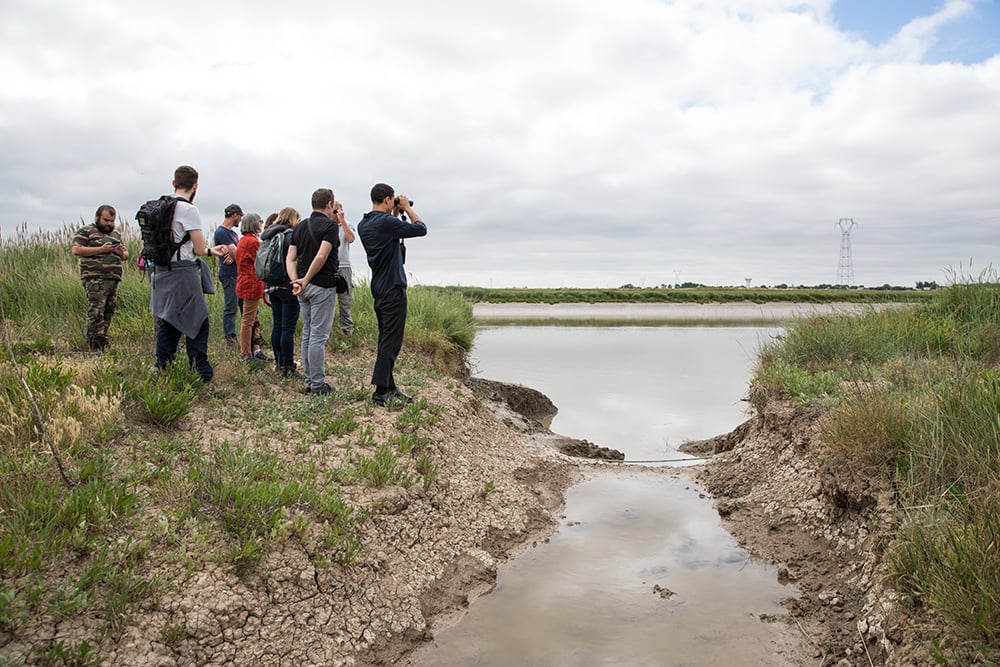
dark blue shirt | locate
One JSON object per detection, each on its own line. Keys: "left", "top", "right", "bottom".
{"left": 214, "top": 226, "right": 239, "bottom": 279}
{"left": 358, "top": 211, "right": 427, "bottom": 296}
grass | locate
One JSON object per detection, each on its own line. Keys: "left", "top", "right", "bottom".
{"left": 0, "top": 225, "right": 477, "bottom": 661}
{"left": 428, "top": 284, "right": 933, "bottom": 305}
{"left": 751, "top": 276, "right": 1000, "bottom": 660}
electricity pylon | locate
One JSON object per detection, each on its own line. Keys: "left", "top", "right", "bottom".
{"left": 836, "top": 218, "right": 857, "bottom": 286}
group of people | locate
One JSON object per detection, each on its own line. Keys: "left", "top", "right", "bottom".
{"left": 71, "top": 165, "right": 428, "bottom": 406}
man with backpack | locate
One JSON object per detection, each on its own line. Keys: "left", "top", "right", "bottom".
{"left": 286, "top": 188, "right": 341, "bottom": 395}
{"left": 146, "top": 165, "right": 226, "bottom": 383}
{"left": 213, "top": 204, "right": 243, "bottom": 347}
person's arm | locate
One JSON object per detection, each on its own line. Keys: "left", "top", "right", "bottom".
{"left": 294, "top": 240, "right": 335, "bottom": 287}
{"left": 72, "top": 241, "right": 118, "bottom": 257}
{"left": 190, "top": 230, "right": 226, "bottom": 258}
{"left": 335, "top": 209, "right": 355, "bottom": 243}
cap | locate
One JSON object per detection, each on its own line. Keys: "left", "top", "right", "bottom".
{"left": 224, "top": 204, "right": 243, "bottom": 217}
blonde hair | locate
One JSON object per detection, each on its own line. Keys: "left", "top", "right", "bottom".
{"left": 275, "top": 207, "right": 301, "bottom": 229}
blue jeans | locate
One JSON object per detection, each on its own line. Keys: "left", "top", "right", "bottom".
{"left": 298, "top": 283, "right": 336, "bottom": 390}
{"left": 269, "top": 287, "right": 300, "bottom": 370}
{"left": 219, "top": 274, "right": 238, "bottom": 338}
{"left": 156, "top": 317, "right": 213, "bottom": 382}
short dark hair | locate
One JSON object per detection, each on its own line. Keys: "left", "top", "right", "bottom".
{"left": 370, "top": 183, "right": 394, "bottom": 204}
{"left": 311, "top": 188, "right": 334, "bottom": 211}
{"left": 174, "top": 165, "right": 199, "bottom": 190}
{"left": 94, "top": 204, "right": 116, "bottom": 223}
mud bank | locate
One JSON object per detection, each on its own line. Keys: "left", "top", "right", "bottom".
{"left": 684, "top": 402, "right": 940, "bottom": 666}
{"left": 0, "top": 376, "right": 581, "bottom": 667}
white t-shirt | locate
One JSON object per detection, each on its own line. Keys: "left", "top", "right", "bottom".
{"left": 171, "top": 197, "right": 202, "bottom": 261}
{"left": 338, "top": 224, "right": 355, "bottom": 269}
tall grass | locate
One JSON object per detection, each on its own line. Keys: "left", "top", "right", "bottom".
{"left": 1, "top": 224, "right": 471, "bottom": 367}
{"left": 754, "top": 278, "right": 1000, "bottom": 655}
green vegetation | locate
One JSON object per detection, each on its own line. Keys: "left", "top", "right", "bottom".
{"left": 430, "top": 285, "right": 933, "bottom": 305}
{"left": 0, "top": 226, "right": 475, "bottom": 661}
{"left": 751, "top": 277, "right": 1000, "bottom": 662}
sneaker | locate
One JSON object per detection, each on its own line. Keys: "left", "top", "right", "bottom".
{"left": 309, "top": 383, "right": 333, "bottom": 395}
{"left": 251, "top": 350, "right": 271, "bottom": 362}
{"left": 239, "top": 354, "right": 253, "bottom": 363}
{"left": 281, "top": 367, "right": 305, "bottom": 380}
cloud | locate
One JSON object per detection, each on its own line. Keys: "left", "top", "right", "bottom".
{"left": 1, "top": 0, "right": 998, "bottom": 288}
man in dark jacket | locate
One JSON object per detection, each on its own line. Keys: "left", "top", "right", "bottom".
{"left": 357, "top": 183, "right": 427, "bottom": 406}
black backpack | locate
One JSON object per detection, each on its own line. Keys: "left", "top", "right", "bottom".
{"left": 135, "top": 196, "right": 189, "bottom": 269}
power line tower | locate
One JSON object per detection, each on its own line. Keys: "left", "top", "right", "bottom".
{"left": 836, "top": 218, "right": 857, "bottom": 286}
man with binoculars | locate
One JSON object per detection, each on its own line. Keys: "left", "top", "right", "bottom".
{"left": 358, "top": 183, "right": 427, "bottom": 406}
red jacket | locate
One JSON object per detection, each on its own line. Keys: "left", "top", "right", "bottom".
{"left": 235, "top": 234, "right": 264, "bottom": 300}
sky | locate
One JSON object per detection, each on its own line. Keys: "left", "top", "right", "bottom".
{"left": 1, "top": 0, "right": 998, "bottom": 289}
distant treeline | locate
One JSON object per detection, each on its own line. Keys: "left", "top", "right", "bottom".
{"left": 428, "top": 286, "right": 934, "bottom": 305}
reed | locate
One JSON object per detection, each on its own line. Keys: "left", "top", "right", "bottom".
{"left": 756, "top": 276, "right": 1000, "bottom": 653}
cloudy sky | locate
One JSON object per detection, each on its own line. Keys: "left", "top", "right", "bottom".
{"left": 2, "top": 0, "right": 998, "bottom": 288}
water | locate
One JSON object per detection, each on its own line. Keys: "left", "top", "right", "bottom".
{"left": 469, "top": 325, "right": 775, "bottom": 462}
{"left": 410, "top": 325, "right": 804, "bottom": 666}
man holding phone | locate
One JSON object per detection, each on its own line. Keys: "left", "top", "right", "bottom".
{"left": 72, "top": 204, "right": 129, "bottom": 352}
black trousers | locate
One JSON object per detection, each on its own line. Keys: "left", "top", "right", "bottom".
{"left": 372, "top": 286, "right": 407, "bottom": 389}
{"left": 155, "top": 317, "right": 213, "bottom": 383}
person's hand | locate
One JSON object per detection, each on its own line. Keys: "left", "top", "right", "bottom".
{"left": 291, "top": 278, "right": 305, "bottom": 296}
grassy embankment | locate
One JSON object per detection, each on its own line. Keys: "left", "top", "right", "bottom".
{"left": 748, "top": 279, "right": 1000, "bottom": 664}
{"left": 0, "top": 226, "right": 475, "bottom": 665}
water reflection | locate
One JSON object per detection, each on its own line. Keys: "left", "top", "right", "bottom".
{"left": 469, "top": 325, "right": 777, "bottom": 462}
{"left": 408, "top": 325, "right": 802, "bottom": 666}
{"left": 411, "top": 473, "right": 800, "bottom": 667}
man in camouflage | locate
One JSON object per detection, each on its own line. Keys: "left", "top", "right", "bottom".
{"left": 72, "top": 205, "right": 129, "bottom": 352}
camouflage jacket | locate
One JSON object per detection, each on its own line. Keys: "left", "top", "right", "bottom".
{"left": 73, "top": 224, "right": 123, "bottom": 281}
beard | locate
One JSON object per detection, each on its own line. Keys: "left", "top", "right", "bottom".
{"left": 97, "top": 221, "right": 115, "bottom": 234}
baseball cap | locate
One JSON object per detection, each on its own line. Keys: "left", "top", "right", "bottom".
{"left": 224, "top": 204, "right": 243, "bottom": 217}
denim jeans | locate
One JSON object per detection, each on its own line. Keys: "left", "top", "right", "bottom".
{"left": 269, "top": 287, "right": 300, "bottom": 369}
{"left": 298, "top": 283, "right": 336, "bottom": 390}
{"left": 156, "top": 316, "right": 213, "bottom": 382}
{"left": 219, "top": 274, "right": 238, "bottom": 338}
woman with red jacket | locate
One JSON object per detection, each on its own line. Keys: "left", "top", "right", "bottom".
{"left": 236, "top": 213, "right": 267, "bottom": 361}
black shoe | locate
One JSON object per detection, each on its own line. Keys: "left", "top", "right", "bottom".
{"left": 282, "top": 367, "right": 305, "bottom": 380}
{"left": 372, "top": 389, "right": 413, "bottom": 407}
{"left": 225, "top": 335, "right": 238, "bottom": 347}
{"left": 309, "top": 383, "right": 332, "bottom": 395}
{"left": 391, "top": 389, "right": 414, "bottom": 404}
{"left": 251, "top": 350, "right": 271, "bottom": 362}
